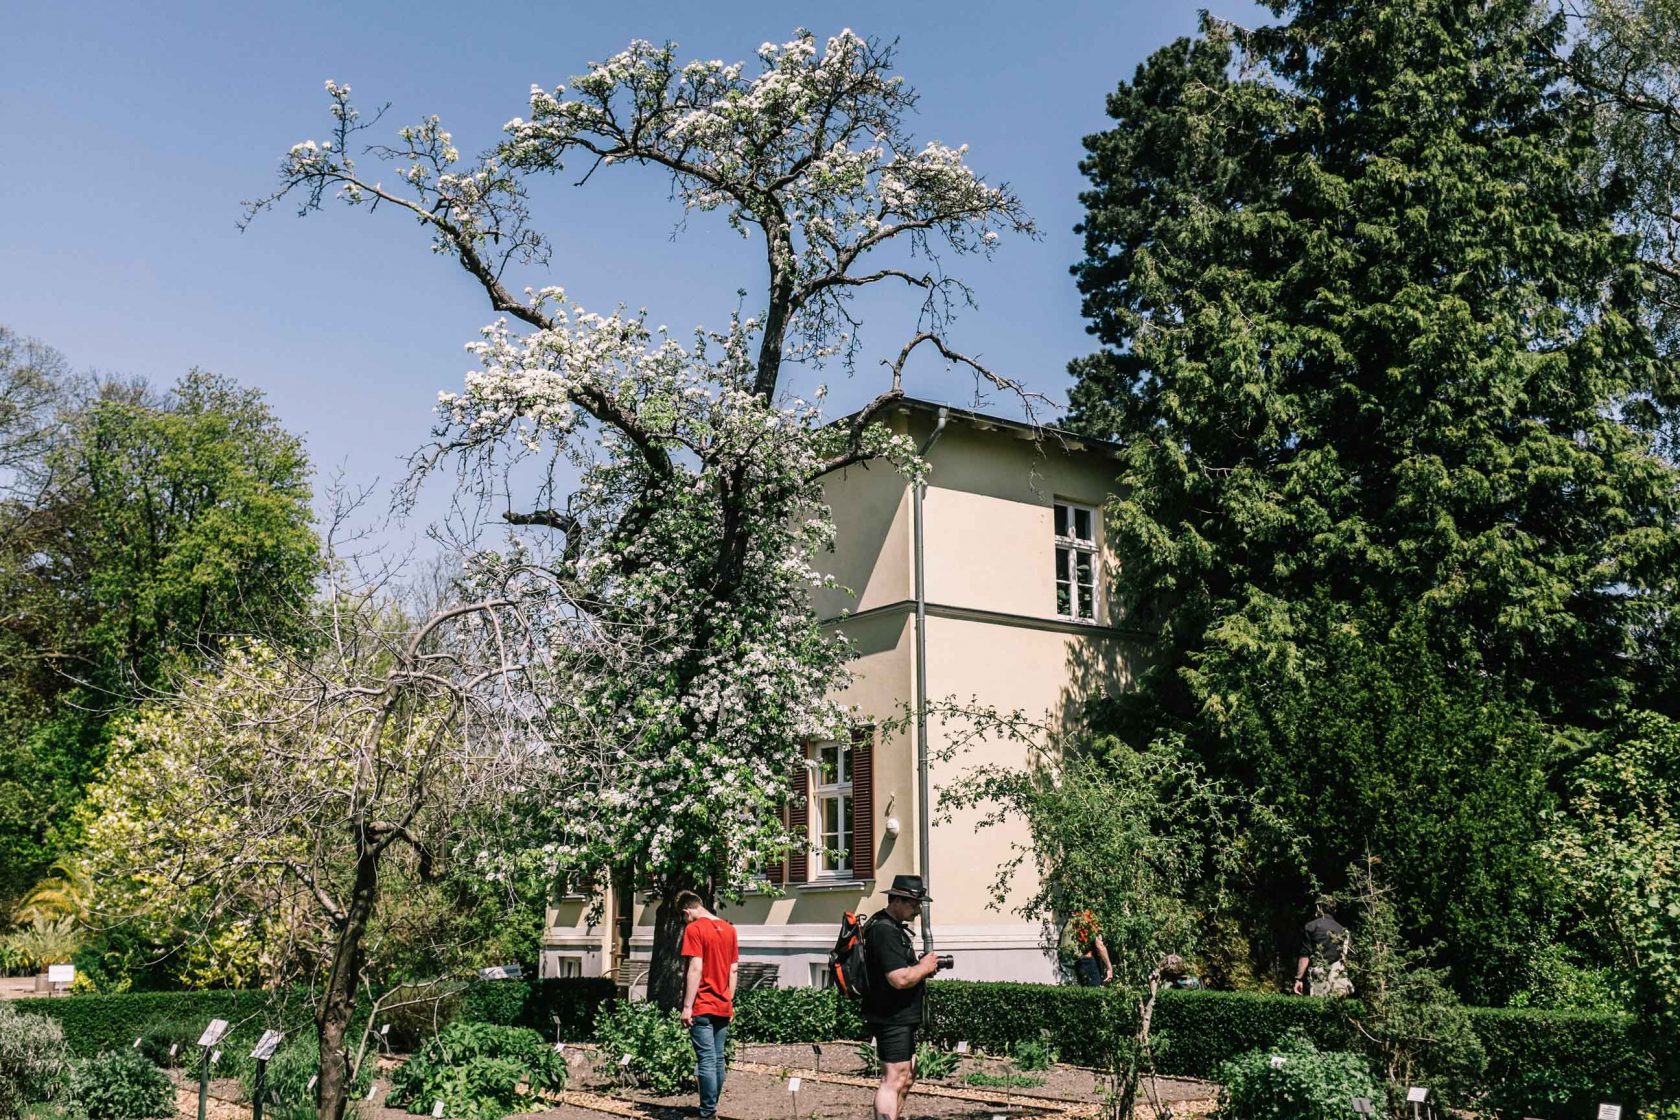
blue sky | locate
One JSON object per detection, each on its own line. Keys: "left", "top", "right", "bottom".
{"left": 1, "top": 0, "right": 1264, "bottom": 548}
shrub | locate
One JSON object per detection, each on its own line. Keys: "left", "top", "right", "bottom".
{"left": 66, "top": 1052, "right": 172, "bottom": 1120}
{"left": 1215, "top": 1034, "right": 1381, "bottom": 1120}
{"left": 733, "top": 987, "right": 838, "bottom": 1044}
{"left": 238, "top": 1036, "right": 370, "bottom": 1111}
{"left": 388, "top": 1022, "right": 566, "bottom": 1120}
{"left": 0, "top": 1005, "right": 71, "bottom": 1120}
{"left": 855, "top": 1042, "right": 880, "bottom": 1077}
{"left": 456, "top": 983, "right": 526, "bottom": 1028}
{"left": 453, "top": 978, "right": 616, "bottom": 1042}
{"left": 11, "top": 991, "right": 284, "bottom": 1058}
{"left": 592, "top": 1002, "right": 690, "bottom": 1097}
{"left": 912, "top": 1043, "right": 958, "bottom": 1080}
{"left": 1011, "top": 1037, "right": 1058, "bottom": 1071}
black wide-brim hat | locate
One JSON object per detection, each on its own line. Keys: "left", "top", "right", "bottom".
{"left": 885, "top": 874, "right": 932, "bottom": 902}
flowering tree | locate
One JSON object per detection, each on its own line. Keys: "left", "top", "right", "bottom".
{"left": 78, "top": 553, "right": 567, "bottom": 1120}
{"left": 247, "top": 29, "right": 1036, "bottom": 1006}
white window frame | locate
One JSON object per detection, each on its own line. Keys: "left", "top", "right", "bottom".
{"left": 813, "top": 740, "right": 853, "bottom": 878}
{"left": 809, "top": 962, "right": 834, "bottom": 989}
{"left": 1054, "top": 501, "right": 1100, "bottom": 623}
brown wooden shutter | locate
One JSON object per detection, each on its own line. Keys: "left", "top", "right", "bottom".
{"left": 850, "top": 728, "right": 875, "bottom": 880}
{"left": 787, "top": 753, "right": 810, "bottom": 884}
{"left": 768, "top": 801, "right": 786, "bottom": 885}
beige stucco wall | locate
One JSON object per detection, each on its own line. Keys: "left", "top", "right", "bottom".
{"left": 540, "top": 406, "right": 1144, "bottom": 985}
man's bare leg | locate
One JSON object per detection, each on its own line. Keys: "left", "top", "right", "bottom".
{"left": 874, "top": 1060, "right": 914, "bottom": 1120}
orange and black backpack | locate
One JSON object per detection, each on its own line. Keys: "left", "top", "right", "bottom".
{"left": 826, "top": 910, "right": 874, "bottom": 1002}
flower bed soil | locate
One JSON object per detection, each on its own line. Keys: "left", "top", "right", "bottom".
{"left": 176, "top": 1044, "right": 1218, "bottom": 1120}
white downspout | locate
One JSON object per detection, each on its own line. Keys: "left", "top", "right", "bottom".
{"left": 912, "top": 407, "right": 948, "bottom": 954}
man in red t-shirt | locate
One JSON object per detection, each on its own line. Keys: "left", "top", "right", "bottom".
{"left": 677, "top": 890, "right": 739, "bottom": 1119}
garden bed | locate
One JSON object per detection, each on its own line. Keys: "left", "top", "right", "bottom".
{"left": 172, "top": 1043, "right": 1219, "bottom": 1120}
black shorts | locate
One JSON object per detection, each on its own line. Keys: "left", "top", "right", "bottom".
{"left": 871, "top": 1021, "right": 918, "bottom": 1064}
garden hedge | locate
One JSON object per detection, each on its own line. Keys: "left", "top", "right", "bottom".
{"left": 16, "top": 977, "right": 1660, "bottom": 1107}
{"left": 457, "top": 977, "right": 619, "bottom": 1041}
{"left": 11, "top": 990, "right": 295, "bottom": 1058}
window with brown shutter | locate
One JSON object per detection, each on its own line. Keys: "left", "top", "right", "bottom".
{"left": 850, "top": 727, "right": 874, "bottom": 880}
{"left": 787, "top": 757, "right": 810, "bottom": 884}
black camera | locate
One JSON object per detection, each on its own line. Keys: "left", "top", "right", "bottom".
{"left": 936, "top": 954, "right": 955, "bottom": 971}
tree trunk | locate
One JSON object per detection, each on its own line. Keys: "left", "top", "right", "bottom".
{"left": 646, "top": 881, "right": 695, "bottom": 1011}
{"left": 317, "top": 841, "right": 379, "bottom": 1120}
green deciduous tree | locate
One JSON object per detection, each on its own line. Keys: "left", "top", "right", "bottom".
{"left": 1067, "top": 0, "right": 1680, "bottom": 993}
{"left": 0, "top": 354, "right": 319, "bottom": 915}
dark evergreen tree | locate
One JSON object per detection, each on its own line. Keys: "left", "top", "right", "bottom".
{"left": 1068, "top": 0, "right": 1680, "bottom": 997}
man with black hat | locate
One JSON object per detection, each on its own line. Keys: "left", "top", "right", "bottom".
{"left": 864, "top": 875, "right": 941, "bottom": 1120}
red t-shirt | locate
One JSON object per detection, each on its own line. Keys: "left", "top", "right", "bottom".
{"left": 679, "top": 915, "right": 739, "bottom": 1019}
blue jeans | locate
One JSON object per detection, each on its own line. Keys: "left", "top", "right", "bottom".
{"left": 688, "top": 1014, "right": 730, "bottom": 1116}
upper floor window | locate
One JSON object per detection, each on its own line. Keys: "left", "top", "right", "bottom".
{"left": 1054, "top": 501, "right": 1098, "bottom": 623}
{"left": 814, "top": 740, "right": 853, "bottom": 877}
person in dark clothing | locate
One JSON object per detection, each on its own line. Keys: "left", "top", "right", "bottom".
{"left": 863, "top": 875, "right": 940, "bottom": 1120}
{"left": 1293, "top": 895, "right": 1352, "bottom": 997}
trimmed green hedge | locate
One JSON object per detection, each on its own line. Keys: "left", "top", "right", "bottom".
{"left": 17, "top": 978, "right": 1659, "bottom": 1108}
{"left": 733, "top": 982, "right": 1660, "bottom": 1108}
{"left": 457, "top": 978, "right": 618, "bottom": 1041}
{"left": 12, "top": 990, "right": 296, "bottom": 1058}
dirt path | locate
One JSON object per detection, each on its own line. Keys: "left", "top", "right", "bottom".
{"left": 176, "top": 1044, "right": 1218, "bottom": 1120}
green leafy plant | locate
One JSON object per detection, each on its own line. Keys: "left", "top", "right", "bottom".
{"left": 962, "top": 1072, "right": 1046, "bottom": 1089}
{"left": 66, "top": 1051, "right": 171, "bottom": 1120}
{"left": 1011, "top": 1036, "right": 1058, "bottom": 1072}
{"left": 912, "top": 1043, "right": 959, "bottom": 1080}
{"left": 1215, "top": 1034, "right": 1380, "bottom": 1120}
{"left": 855, "top": 1041, "right": 880, "bottom": 1077}
{"left": 387, "top": 1022, "right": 564, "bottom": 1120}
{"left": 0, "top": 1005, "right": 71, "bottom": 1120}
{"left": 591, "top": 1002, "right": 690, "bottom": 1097}
{"left": 238, "top": 1035, "right": 369, "bottom": 1112}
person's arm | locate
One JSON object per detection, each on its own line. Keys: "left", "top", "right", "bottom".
{"left": 681, "top": 954, "right": 703, "bottom": 1025}
{"left": 1293, "top": 955, "right": 1310, "bottom": 995}
{"left": 886, "top": 953, "right": 940, "bottom": 989}
{"left": 728, "top": 960, "right": 739, "bottom": 1002}
{"left": 1094, "top": 935, "right": 1113, "bottom": 983}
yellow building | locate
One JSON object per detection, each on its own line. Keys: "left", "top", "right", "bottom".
{"left": 540, "top": 399, "right": 1141, "bottom": 988}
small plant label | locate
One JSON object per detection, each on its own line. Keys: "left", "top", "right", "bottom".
{"left": 553, "top": 1041, "right": 566, "bottom": 1053}
{"left": 1269, "top": 1055, "right": 1286, "bottom": 1069}
{"left": 811, "top": 1044, "right": 822, "bottom": 1056}
{"left": 250, "top": 1030, "right": 285, "bottom": 1062}
{"left": 133, "top": 1037, "right": 142, "bottom": 1048}
{"left": 306, "top": 1075, "right": 318, "bottom": 1092}
{"left": 197, "top": 1019, "right": 231, "bottom": 1047}
{"left": 432, "top": 1101, "right": 445, "bottom": 1118}
{"left": 956, "top": 1041, "right": 970, "bottom": 1055}
{"left": 788, "top": 1078, "right": 801, "bottom": 1093}
{"left": 620, "top": 1053, "right": 633, "bottom": 1067}
{"left": 381, "top": 1024, "right": 390, "bottom": 1036}
{"left": 366, "top": 1084, "right": 381, "bottom": 1101}
{"left": 210, "top": 1051, "right": 222, "bottom": 1065}
{"left": 1407, "top": 1087, "right": 1430, "bottom": 1104}
{"left": 169, "top": 1044, "right": 179, "bottom": 1058}
{"left": 1597, "top": 1107, "right": 1623, "bottom": 1120}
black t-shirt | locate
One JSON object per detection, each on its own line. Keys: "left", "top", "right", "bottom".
{"left": 862, "top": 910, "right": 924, "bottom": 1025}
{"left": 1299, "top": 915, "right": 1348, "bottom": 965}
